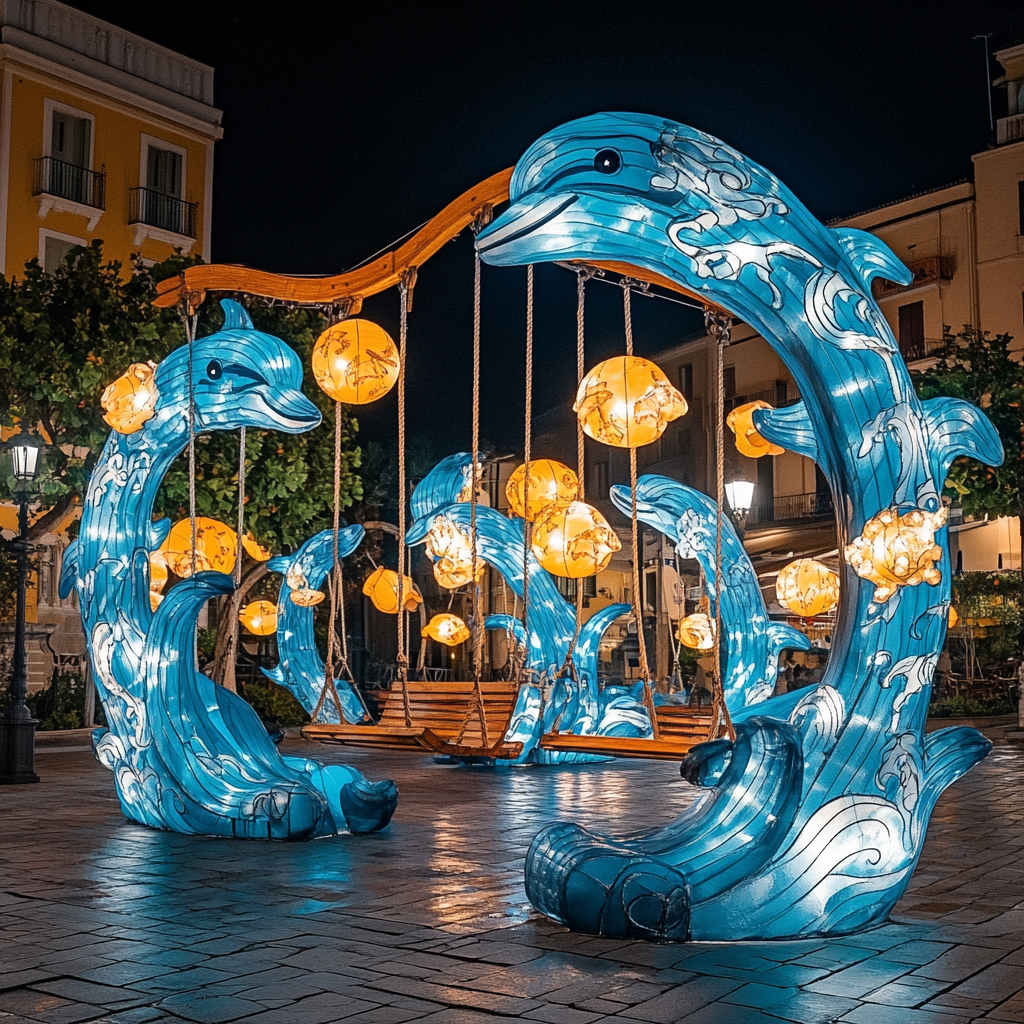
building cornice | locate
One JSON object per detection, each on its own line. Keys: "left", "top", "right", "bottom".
{"left": 0, "top": 42, "right": 223, "bottom": 140}
{"left": 832, "top": 181, "right": 975, "bottom": 232}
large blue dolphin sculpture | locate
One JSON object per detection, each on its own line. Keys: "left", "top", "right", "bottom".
{"left": 477, "top": 113, "right": 1000, "bottom": 940}
{"left": 61, "top": 300, "right": 398, "bottom": 839}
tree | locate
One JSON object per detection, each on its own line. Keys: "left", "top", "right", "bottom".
{"left": 912, "top": 325, "right": 1024, "bottom": 659}
{"left": 0, "top": 242, "right": 362, "bottom": 552}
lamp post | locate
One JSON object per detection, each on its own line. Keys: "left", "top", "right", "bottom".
{"left": 1, "top": 436, "right": 42, "bottom": 784}
{"left": 724, "top": 479, "right": 755, "bottom": 537}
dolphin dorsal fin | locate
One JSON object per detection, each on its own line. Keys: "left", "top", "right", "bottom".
{"left": 220, "top": 298, "right": 254, "bottom": 331}
{"left": 831, "top": 228, "right": 913, "bottom": 288}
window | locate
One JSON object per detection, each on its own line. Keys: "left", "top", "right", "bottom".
{"left": 898, "top": 301, "right": 925, "bottom": 360}
{"left": 554, "top": 576, "right": 597, "bottom": 600}
{"left": 643, "top": 567, "right": 658, "bottom": 614}
{"left": 132, "top": 135, "right": 195, "bottom": 238}
{"left": 147, "top": 145, "right": 182, "bottom": 198}
{"left": 52, "top": 111, "right": 90, "bottom": 168}
{"left": 593, "top": 460, "right": 609, "bottom": 498}
{"left": 39, "top": 101, "right": 100, "bottom": 208}
{"left": 678, "top": 362, "right": 693, "bottom": 400}
{"left": 40, "top": 230, "right": 86, "bottom": 274}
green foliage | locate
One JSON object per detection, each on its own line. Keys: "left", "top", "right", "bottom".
{"left": 0, "top": 242, "right": 362, "bottom": 553}
{"left": 0, "top": 540, "right": 21, "bottom": 621}
{"left": 928, "top": 693, "right": 1018, "bottom": 718}
{"left": 951, "top": 570, "right": 1022, "bottom": 663}
{"left": 15, "top": 672, "right": 105, "bottom": 731}
{"left": 238, "top": 680, "right": 309, "bottom": 727}
{"left": 912, "top": 326, "right": 1023, "bottom": 519}
{"left": 196, "top": 627, "right": 218, "bottom": 663}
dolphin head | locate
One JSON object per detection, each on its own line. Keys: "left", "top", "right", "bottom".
{"left": 475, "top": 113, "right": 807, "bottom": 304}
{"left": 148, "top": 300, "right": 321, "bottom": 440}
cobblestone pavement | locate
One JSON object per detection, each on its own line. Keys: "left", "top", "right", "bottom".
{"left": 1, "top": 736, "right": 1021, "bottom": 1024}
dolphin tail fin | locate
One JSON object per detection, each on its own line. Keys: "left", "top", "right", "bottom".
{"left": 922, "top": 397, "right": 1003, "bottom": 483}
{"left": 831, "top": 228, "right": 913, "bottom": 288}
{"left": 753, "top": 402, "right": 818, "bottom": 462}
{"left": 262, "top": 665, "right": 287, "bottom": 686}
{"left": 766, "top": 622, "right": 812, "bottom": 656}
{"left": 266, "top": 555, "right": 292, "bottom": 575}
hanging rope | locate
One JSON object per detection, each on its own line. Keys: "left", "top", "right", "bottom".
{"left": 558, "top": 269, "right": 591, "bottom": 679}
{"left": 396, "top": 273, "right": 414, "bottom": 726}
{"left": 621, "top": 283, "right": 657, "bottom": 735}
{"left": 234, "top": 427, "right": 246, "bottom": 587}
{"left": 183, "top": 303, "right": 198, "bottom": 577}
{"left": 520, "top": 264, "right": 535, "bottom": 687}
{"left": 706, "top": 306, "right": 737, "bottom": 743}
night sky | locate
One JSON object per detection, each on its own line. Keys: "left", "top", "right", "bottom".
{"left": 67, "top": 1, "right": 1024, "bottom": 455}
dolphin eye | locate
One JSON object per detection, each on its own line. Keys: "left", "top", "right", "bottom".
{"left": 207, "top": 360, "right": 222, "bottom": 380}
{"left": 594, "top": 149, "right": 621, "bottom": 174}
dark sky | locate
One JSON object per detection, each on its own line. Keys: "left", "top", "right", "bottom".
{"left": 68, "top": 1, "right": 1024, "bottom": 455}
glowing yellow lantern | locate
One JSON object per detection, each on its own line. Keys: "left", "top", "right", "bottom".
{"left": 506, "top": 459, "right": 579, "bottom": 521}
{"left": 148, "top": 550, "right": 168, "bottom": 613}
{"left": 776, "top": 559, "right": 840, "bottom": 618}
{"left": 101, "top": 361, "right": 159, "bottom": 434}
{"left": 160, "top": 517, "right": 237, "bottom": 578}
{"left": 424, "top": 515, "right": 483, "bottom": 589}
{"left": 726, "top": 400, "right": 785, "bottom": 458}
{"left": 948, "top": 607, "right": 959, "bottom": 629}
{"left": 362, "top": 566, "right": 422, "bottom": 614}
{"left": 241, "top": 532, "right": 273, "bottom": 561}
{"left": 311, "top": 319, "right": 400, "bottom": 404}
{"left": 677, "top": 613, "right": 716, "bottom": 650}
{"left": 239, "top": 600, "right": 277, "bottom": 635}
{"left": 574, "top": 355, "right": 687, "bottom": 448}
{"left": 531, "top": 501, "right": 621, "bottom": 578}
{"left": 845, "top": 506, "right": 946, "bottom": 603}
{"left": 421, "top": 613, "right": 472, "bottom": 647}
{"left": 290, "top": 588, "right": 325, "bottom": 607}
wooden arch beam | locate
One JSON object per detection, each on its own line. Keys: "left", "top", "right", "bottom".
{"left": 153, "top": 167, "right": 712, "bottom": 311}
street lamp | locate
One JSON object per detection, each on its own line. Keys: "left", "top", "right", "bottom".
{"left": 725, "top": 479, "right": 755, "bottom": 533}
{"left": 1, "top": 434, "right": 42, "bottom": 784}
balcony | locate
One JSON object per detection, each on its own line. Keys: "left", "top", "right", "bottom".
{"left": 873, "top": 256, "right": 955, "bottom": 300}
{"left": 747, "top": 490, "right": 833, "bottom": 527}
{"left": 129, "top": 187, "right": 197, "bottom": 239}
{"left": 33, "top": 156, "right": 105, "bottom": 209}
{"left": 898, "top": 335, "right": 944, "bottom": 363}
{"left": 997, "top": 113, "right": 1024, "bottom": 145}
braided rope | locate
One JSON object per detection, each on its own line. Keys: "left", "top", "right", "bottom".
{"left": 707, "top": 307, "right": 737, "bottom": 742}
{"left": 522, "top": 264, "right": 534, "bottom": 684}
{"left": 622, "top": 285, "right": 656, "bottom": 732}
{"left": 234, "top": 427, "right": 246, "bottom": 587}
{"left": 185, "top": 310, "right": 197, "bottom": 576}
{"left": 397, "top": 281, "right": 412, "bottom": 726}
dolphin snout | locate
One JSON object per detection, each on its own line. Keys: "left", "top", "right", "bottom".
{"left": 262, "top": 388, "right": 322, "bottom": 432}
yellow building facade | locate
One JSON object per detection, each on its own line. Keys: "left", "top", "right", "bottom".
{"left": 0, "top": 0, "right": 222, "bottom": 277}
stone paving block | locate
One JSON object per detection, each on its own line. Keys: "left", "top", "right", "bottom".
{"left": 363, "top": 974, "right": 543, "bottom": 1016}
{"left": 29, "top": 979, "right": 149, "bottom": 1009}
{"left": 838, "top": 1004, "right": 973, "bottom": 1023}
{"left": 522, "top": 1004, "right": 608, "bottom": 1024}
{"left": 883, "top": 940, "right": 954, "bottom": 965}
{"left": 92, "top": 1006, "right": 168, "bottom": 1023}
{"left": 911, "top": 943, "right": 1008, "bottom": 981}
{"left": 860, "top": 977, "right": 951, "bottom": 1006}
{"left": 948, "top": 961, "right": 1023, "bottom": 1003}
{"left": 982, "top": 991, "right": 1024, "bottom": 1022}
{"left": 721, "top": 982, "right": 801, "bottom": 1009}
{"left": 616, "top": 976, "right": 742, "bottom": 1022}
{"left": 156, "top": 990, "right": 269, "bottom": 1022}
{"left": 760, "top": 990, "right": 861, "bottom": 1024}
{"left": 0, "top": 972, "right": 60, "bottom": 994}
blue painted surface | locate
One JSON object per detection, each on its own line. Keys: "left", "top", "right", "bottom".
{"left": 63, "top": 301, "right": 397, "bottom": 839}
{"left": 264, "top": 524, "right": 368, "bottom": 725}
{"left": 477, "top": 112, "right": 1000, "bottom": 939}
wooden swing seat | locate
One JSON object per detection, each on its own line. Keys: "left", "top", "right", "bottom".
{"left": 539, "top": 704, "right": 715, "bottom": 761}
{"left": 302, "top": 680, "right": 523, "bottom": 759}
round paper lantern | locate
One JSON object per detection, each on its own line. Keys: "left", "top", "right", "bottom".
{"left": 161, "top": 517, "right": 236, "bottom": 578}
{"left": 677, "top": 613, "right": 716, "bottom": 650}
{"left": 574, "top": 355, "right": 688, "bottom": 448}
{"left": 726, "top": 400, "right": 785, "bottom": 458}
{"left": 776, "top": 559, "right": 840, "bottom": 618}
{"left": 948, "top": 606, "right": 959, "bottom": 629}
{"left": 239, "top": 600, "right": 277, "bottom": 635}
{"left": 531, "top": 501, "right": 621, "bottom": 578}
{"left": 101, "top": 361, "right": 159, "bottom": 434}
{"left": 421, "top": 613, "right": 471, "bottom": 647}
{"left": 424, "top": 515, "right": 483, "bottom": 589}
{"left": 311, "top": 319, "right": 400, "bottom": 404}
{"left": 506, "top": 459, "right": 579, "bottom": 522}
{"left": 845, "top": 506, "right": 946, "bottom": 603}
{"left": 289, "top": 588, "right": 325, "bottom": 607}
{"left": 148, "top": 550, "right": 168, "bottom": 613}
{"left": 362, "top": 566, "right": 422, "bottom": 614}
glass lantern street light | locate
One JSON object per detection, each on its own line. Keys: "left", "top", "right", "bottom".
{"left": 1, "top": 435, "right": 44, "bottom": 784}
{"left": 724, "top": 479, "right": 755, "bottom": 533}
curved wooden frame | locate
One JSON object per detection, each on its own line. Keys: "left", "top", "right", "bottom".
{"left": 153, "top": 168, "right": 710, "bottom": 311}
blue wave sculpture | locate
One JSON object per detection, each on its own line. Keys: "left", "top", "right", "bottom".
{"left": 477, "top": 112, "right": 1000, "bottom": 939}
{"left": 408, "top": 454, "right": 645, "bottom": 762}
{"left": 60, "top": 300, "right": 397, "bottom": 839}
{"left": 610, "top": 476, "right": 810, "bottom": 709}
{"left": 264, "top": 524, "right": 369, "bottom": 725}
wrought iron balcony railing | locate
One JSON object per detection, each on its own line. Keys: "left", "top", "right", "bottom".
{"left": 32, "top": 156, "right": 105, "bottom": 209}
{"left": 746, "top": 490, "right": 834, "bottom": 527}
{"left": 128, "top": 187, "right": 197, "bottom": 238}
